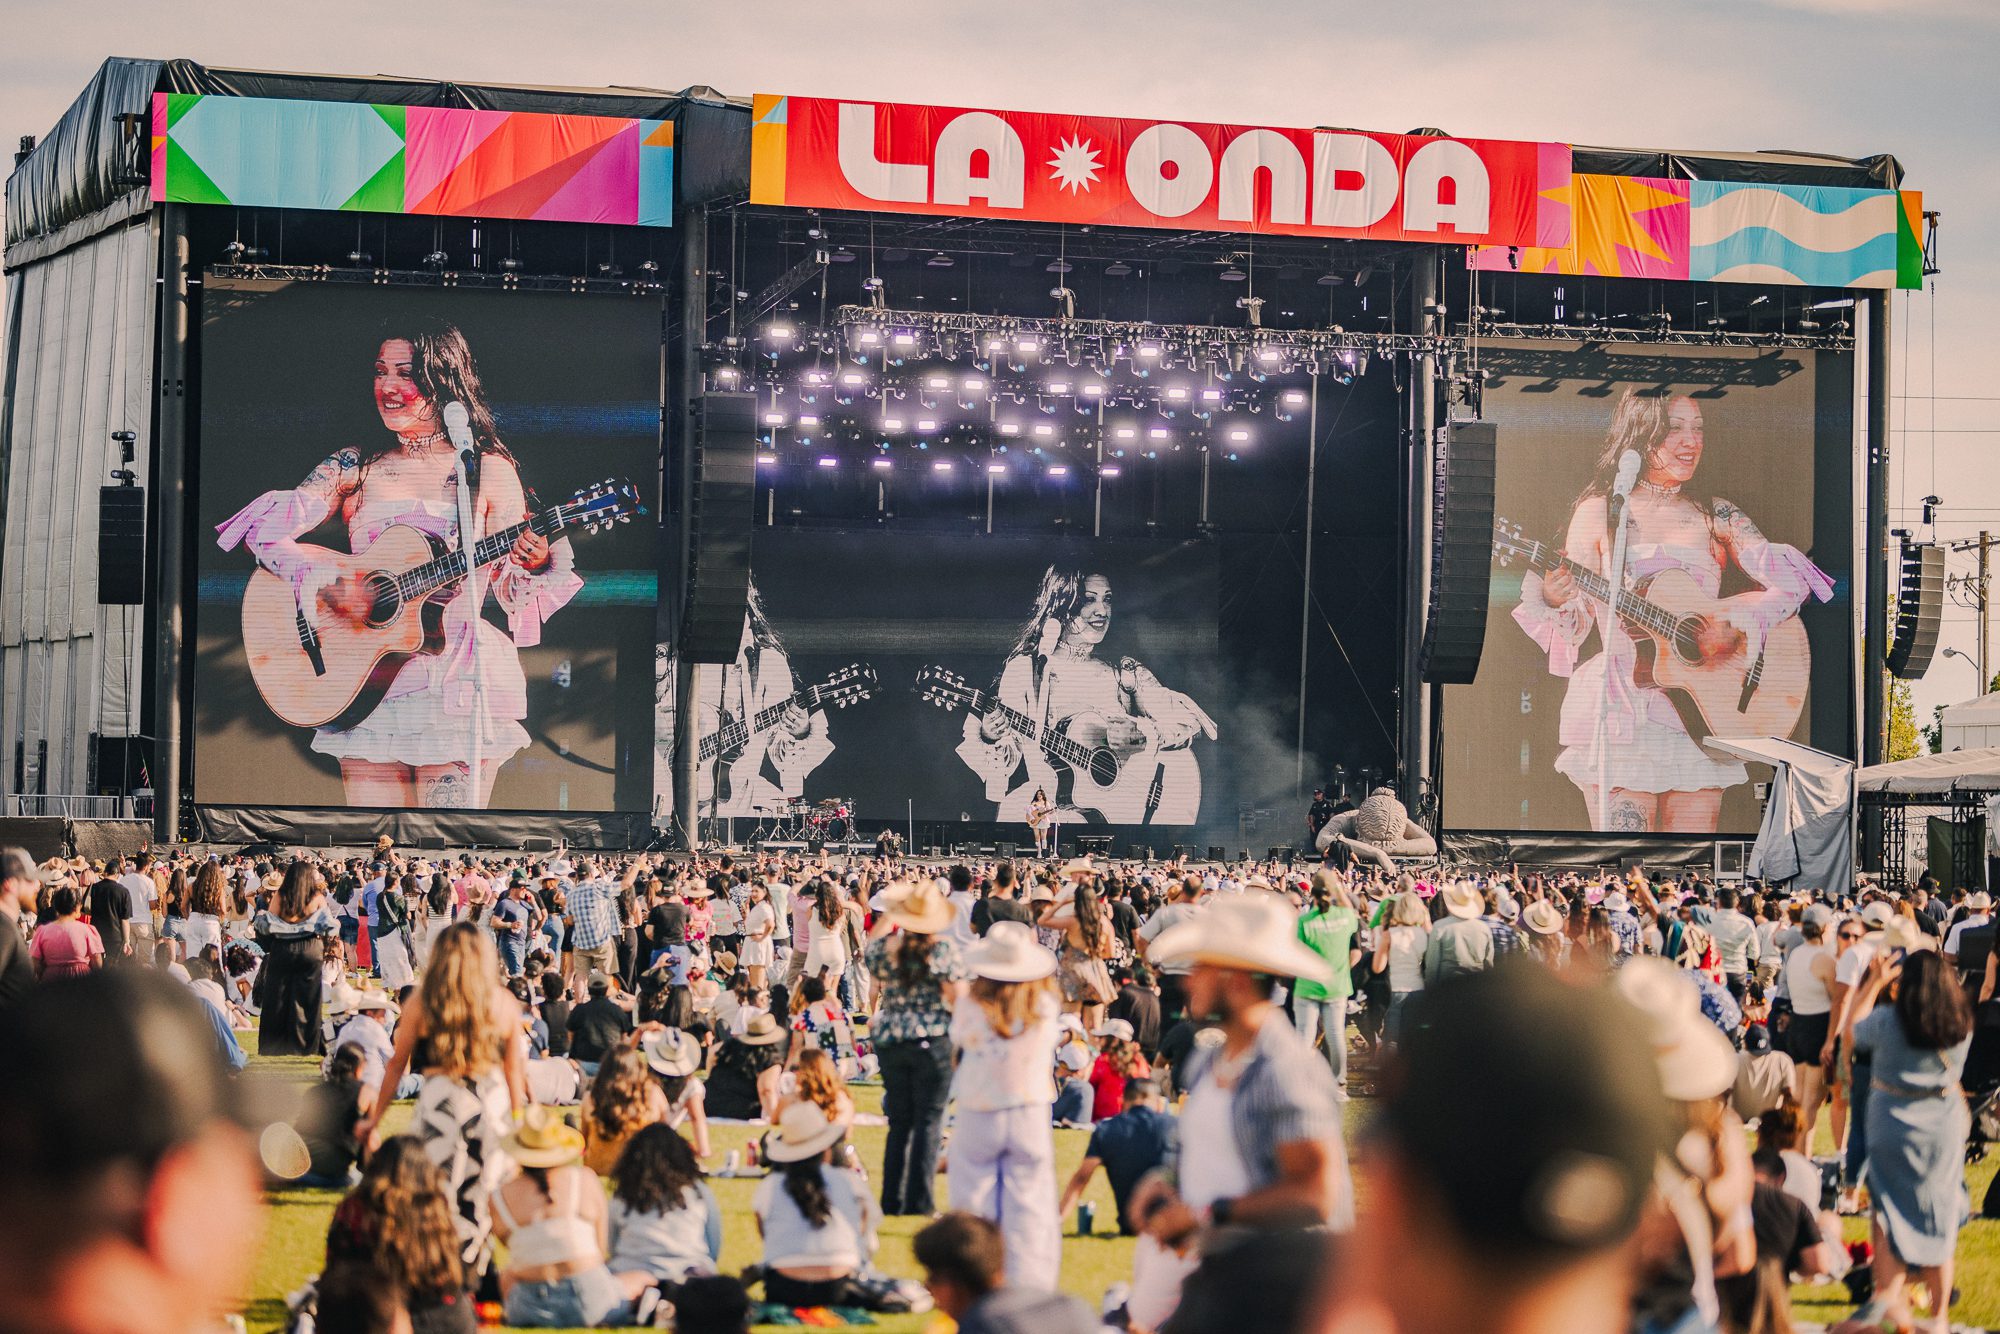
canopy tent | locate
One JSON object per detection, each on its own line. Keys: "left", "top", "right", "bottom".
{"left": 1854, "top": 747, "right": 2000, "bottom": 794}
{"left": 1704, "top": 738, "right": 1854, "bottom": 891}
{"left": 1938, "top": 695, "right": 2000, "bottom": 752}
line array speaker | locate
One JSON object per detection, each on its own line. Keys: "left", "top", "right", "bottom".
{"left": 98, "top": 485, "right": 146, "bottom": 605}
{"left": 1887, "top": 541, "right": 1945, "bottom": 680}
{"left": 678, "top": 391, "right": 757, "bottom": 664}
{"left": 1420, "top": 420, "right": 1497, "bottom": 684}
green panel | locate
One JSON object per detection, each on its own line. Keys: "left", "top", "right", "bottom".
{"left": 371, "top": 102, "right": 406, "bottom": 138}
{"left": 162, "top": 136, "right": 231, "bottom": 205}
{"left": 163, "top": 92, "right": 202, "bottom": 131}
{"left": 1897, "top": 205, "right": 1924, "bottom": 291}
{"left": 339, "top": 148, "right": 405, "bottom": 213}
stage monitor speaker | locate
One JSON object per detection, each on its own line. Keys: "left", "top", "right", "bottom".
{"left": 678, "top": 391, "right": 757, "bottom": 664}
{"left": 1420, "top": 421, "right": 1497, "bottom": 684}
{"left": 521, "top": 837, "right": 556, "bottom": 853}
{"left": 98, "top": 485, "right": 146, "bottom": 605}
{"left": 1887, "top": 541, "right": 1945, "bottom": 679}
{"left": 1207, "top": 845, "right": 1227, "bottom": 862}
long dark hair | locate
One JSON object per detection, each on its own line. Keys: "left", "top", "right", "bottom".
{"left": 816, "top": 880, "right": 842, "bottom": 930}
{"left": 781, "top": 1151, "right": 837, "bottom": 1228}
{"left": 428, "top": 873, "right": 452, "bottom": 917}
{"left": 1580, "top": 389, "right": 1714, "bottom": 517}
{"left": 1073, "top": 881, "right": 1108, "bottom": 958}
{"left": 348, "top": 1135, "right": 465, "bottom": 1300}
{"left": 162, "top": 869, "right": 188, "bottom": 919}
{"left": 1893, "top": 950, "right": 1973, "bottom": 1050}
{"left": 363, "top": 318, "right": 512, "bottom": 467}
{"left": 1006, "top": 566, "right": 1110, "bottom": 660}
{"left": 277, "top": 860, "right": 320, "bottom": 922}
{"left": 613, "top": 1123, "right": 704, "bottom": 1215}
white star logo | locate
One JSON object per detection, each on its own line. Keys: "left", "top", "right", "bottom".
{"left": 1046, "top": 135, "right": 1103, "bottom": 194}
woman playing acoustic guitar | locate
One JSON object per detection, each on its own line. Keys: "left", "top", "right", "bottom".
{"left": 217, "top": 320, "right": 580, "bottom": 809}
{"left": 1513, "top": 390, "right": 1832, "bottom": 834}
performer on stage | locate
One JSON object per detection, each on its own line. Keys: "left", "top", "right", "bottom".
{"left": 1512, "top": 390, "right": 1833, "bottom": 834}
{"left": 1027, "top": 786, "right": 1056, "bottom": 857}
{"left": 653, "top": 581, "right": 833, "bottom": 823}
{"left": 957, "top": 566, "right": 1217, "bottom": 826}
{"left": 216, "top": 321, "right": 580, "bottom": 808}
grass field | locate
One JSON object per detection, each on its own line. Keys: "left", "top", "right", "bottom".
{"left": 238, "top": 1042, "right": 2000, "bottom": 1333}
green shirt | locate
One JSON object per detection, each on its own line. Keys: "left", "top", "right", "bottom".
{"left": 1294, "top": 905, "right": 1358, "bottom": 1002}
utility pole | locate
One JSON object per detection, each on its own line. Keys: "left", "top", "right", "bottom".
{"left": 1981, "top": 532, "right": 1991, "bottom": 696}
{"left": 1946, "top": 531, "right": 1993, "bottom": 696}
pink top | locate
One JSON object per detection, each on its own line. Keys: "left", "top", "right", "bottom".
{"left": 31, "top": 919, "right": 104, "bottom": 977}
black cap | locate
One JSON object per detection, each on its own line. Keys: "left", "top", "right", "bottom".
{"left": 1744, "top": 1022, "right": 1773, "bottom": 1055}
{"left": 1373, "top": 962, "right": 1674, "bottom": 1261}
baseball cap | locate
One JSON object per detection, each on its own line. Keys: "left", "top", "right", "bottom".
{"left": 1373, "top": 962, "right": 1675, "bottom": 1261}
{"left": 587, "top": 971, "right": 612, "bottom": 994}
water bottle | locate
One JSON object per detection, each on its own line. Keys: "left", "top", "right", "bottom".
{"left": 1077, "top": 1201, "right": 1095, "bottom": 1235}
{"left": 722, "top": 1149, "right": 740, "bottom": 1177}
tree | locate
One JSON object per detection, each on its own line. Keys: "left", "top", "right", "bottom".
{"left": 1886, "top": 676, "right": 1922, "bottom": 761}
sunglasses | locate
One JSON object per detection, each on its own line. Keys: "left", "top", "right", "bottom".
{"left": 1838, "top": 930, "right": 1863, "bottom": 941}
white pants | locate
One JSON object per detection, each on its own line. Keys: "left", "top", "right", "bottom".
{"left": 948, "top": 1104, "right": 1060, "bottom": 1291}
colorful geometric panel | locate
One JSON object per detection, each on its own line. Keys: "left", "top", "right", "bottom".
{"left": 1468, "top": 175, "right": 1688, "bottom": 281}
{"left": 148, "top": 92, "right": 670, "bottom": 229}
{"left": 1689, "top": 182, "right": 1903, "bottom": 288}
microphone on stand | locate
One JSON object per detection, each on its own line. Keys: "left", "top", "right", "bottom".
{"left": 1611, "top": 448, "right": 1642, "bottom": 499}
{"left": 442, "top": 400, "right": 477, "bottom": 467}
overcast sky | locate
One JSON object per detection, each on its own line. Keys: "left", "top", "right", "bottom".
{"left": 4, "top": 0, "right": 1995, "bottom": 734}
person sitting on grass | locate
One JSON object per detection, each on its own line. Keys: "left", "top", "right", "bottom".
{"left": 641, "top": 1026, "right": 712, "bottom": 1159}
{"left": 751, "top": 1101, "right": 918, "bottom": 1313}
{"left": 491, "top": 1105, "right": 647, "bottom": 1328}
{"left": 706, "top": 1011, "right": 788, "bottom": 1122}
{"left": 668, "top": 1274, "right": 753, "bottom": 1334}
{"left": 911, "top": 1212, "right": 1098, "bottom": 1334}
{"left": 297, "top": 1045, "right": 374, "bottom": 1189}
{"left": 1057, "top": 1077, "right": 1175, "bottom": 1236}
{"left": 322, "top": 1135, "right": 475, "bottom": 1333}
{"left": 581, "top": 1045, "right": 669, "bottom": 1178}
{"left": 607, "top": 1123, "right": 724, "bottom": 1304}
{"left": 776, "top": 1047, "right": 856, "bottom": 1127}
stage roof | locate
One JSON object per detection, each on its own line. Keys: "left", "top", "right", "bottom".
{"left": 1856, "top": 748, "right": 2000, "bottom": 794}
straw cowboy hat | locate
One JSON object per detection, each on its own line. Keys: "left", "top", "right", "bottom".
{"left": 962, "top": 921, "right": 1057, "bottom": 983}
{"left": 500, "top": 1105, "right": 585, "bottom": 1169}
{"left": 1522, "top": 901, "right": 1565, "bottom": 936}
{"left": 1614, "top": 958, "right": 1736, "bottom": 1102}
{"left": 1059, "top": 857, "right": 1097, "bottom": 882}
{"left": 643, "top": 1027, "right": 702, "bottom": 1078}
{"left": 881, "top": 879, "right": 956, "bottom": 935}
{"left": 1441, "top": 880, "right": 1484, "bottom": 920}
{"left": 260, "top": 872, "right": 284, "bottom": 892}
{"left": 763, "top": 1100, "right": 855, "bottom": 1164}
{"left": 737, "top": 1012, "right": 787, "bottom": 1047}
{"left": 1145, "top": 891, "right": 1334, "bottom": 986}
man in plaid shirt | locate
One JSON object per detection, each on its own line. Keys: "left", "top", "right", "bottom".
{"left": 565, "top": 859, "right": 626, "bottom": 982}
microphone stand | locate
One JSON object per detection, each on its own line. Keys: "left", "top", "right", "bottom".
{"left": 1597, "top": 486, "right": 1635, "bottom": 832}
{"left": 452, "top": 445, "right": 485, "bottom": 808}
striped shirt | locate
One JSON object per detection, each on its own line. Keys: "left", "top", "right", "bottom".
{"left": 567, "top": 878, "right": 621, "bottom": 952}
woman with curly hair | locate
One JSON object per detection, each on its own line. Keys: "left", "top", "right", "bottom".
{"left": 357, "top": 921, "right": 526, "bottom": 1277}
{"left": 1039, "top": 869, "right": 1116, "bottom": 1032}
{"left": 324, "top": 1135, "right": 475, "bottom": 1333}
{"left": 183, "top": 861, "right": 229, "bottom": 967}
{"left": 608, "top": 1124, "right": 723, "bottom": 1300}
{"left": 777, "top": 1047, "right": 855, "bottom": 1126}
{"left": 580, "top": 1046, "right": 668, "bottom": 1178}
{"left": 254, "top": 860, "right": 340, "bottom": 1056}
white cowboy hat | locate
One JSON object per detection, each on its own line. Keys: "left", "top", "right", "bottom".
{"left": 736, "top": 1012, "right": 787, "bottom": 1047}
{"left": 1441, "top": 880, "right": 1484, "bottom": 920}
{"left": 881, "top": 879, "right": 957, "bottom": 935}
{"left": 1966, "top": 891, "right": 1993, "bottom": 912}
{"left": 355, "top": 991, "right": 391, "bottom": 1013}
{"left": 762, "top": 1100, "right": 854, "bottom": 1163}
{"left": 1614, "top": 958, "right": 1736, "bottom": 1102}
{"left": 1602, "top": 891, "right": 1631, "bottom": 914}
{"left": 1242, "top": 874, "right": 1273, "bottom": 892}
{"left": 1878, "top": 916, "right": 1935, "bottom": 955}
{"left": 680, "top": 881, "right": 713, "bottom": 900}
{"left": 1860, "top": 901, "right": 1894, "bottom": 928}
{"left": 962, "top": 921, "right": 1057, "bottom": 983}
{"left": 1522, "top": 900, "right": 1564, "bottom": 936}
{"left": 1145, "top": 892, "right": 1333, "bottom": 985}
{"left": 500, "top": 1104, "right": 585, "bottom": 1169}
{"left": 643, "top": 1027, "right": 702, "bottom": 1078}
{"left": 1059, "top": 857, "right": 1097, "bottom": 882}
{"left": 1092, "top": 1018, "right": 1135, "bottom": 1042}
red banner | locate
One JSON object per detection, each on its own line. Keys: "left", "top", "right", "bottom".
{"left": 752, "top": 94, "right": 1569, "bottom": 247}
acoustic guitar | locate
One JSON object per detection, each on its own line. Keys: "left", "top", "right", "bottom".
{"left": 1493, "top": 517, "right": 1811, "bottom": 743}
{"left": 696, "top": 663, "right": 879, "bottom": 809}
{"left": 914, "top": 665, "right": 1194, "bottom": 824}
{"left": 240, "top": 479, "right": 643, "bottom": 729}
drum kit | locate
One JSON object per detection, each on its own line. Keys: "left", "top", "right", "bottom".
{"left": 752, "top": 797, "right": 855, "bottom": 846}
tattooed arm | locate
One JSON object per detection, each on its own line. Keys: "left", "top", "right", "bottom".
{"left": 214, "top": 449, "right": 363, "bottom": 626}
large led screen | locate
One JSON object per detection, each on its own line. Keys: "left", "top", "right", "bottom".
{"left": 1441, "top": 339, "right": 1853, "bottom": 835}
{"left": 193, "top": 279, "right": 659, "bottom": 812}
{"left": 655, "top": 534, "right": 1222, "bottom": 830}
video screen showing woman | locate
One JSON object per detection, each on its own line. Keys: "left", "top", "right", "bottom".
{"left": 955, "top": 566, "right": 1217, "bottom": 827}
{"left": 1510, "top": 389, "right": 1834, "bottom": 834}
{"left": 216, "top": 320, "right": 582, "bottom": 810}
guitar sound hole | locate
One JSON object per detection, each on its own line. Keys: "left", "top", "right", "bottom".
{"left": 1671, "top": 618, "right": 1704, "bottom": 665}
{"left": 1087, "top": 748, "right": 1119, "bottom": 786}
{"left": 363, "top": 573, "right": 402, "bottom": 627}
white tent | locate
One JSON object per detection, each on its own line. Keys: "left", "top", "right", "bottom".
{"left": 1938, "top": 695, "right": 2000, "bottom": 752}
{"left": 1703, "top": 738, "right": 1854, "bottom": 891}
{"left": 1854, "top": 747, "right": 2000, "bottom": 793}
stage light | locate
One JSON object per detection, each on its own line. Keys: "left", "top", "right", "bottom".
{"left": 763, "top": 412, "right": 787, "bottom": 426}
{"left": 714, "top": 366, "right": 742, "bottom": 386}
{"left": 987, "top": 461, "right": 1009, "bottom": 474}
{"left": 881, "top": 417, "right": 905, "bottom": 432}
{"left": 933, "top": 460, "right": 954, "bottom": 473}
{"left": 1256, "top": 346, "right": 1285, "bottom": 366}
{"left": 1047, "top": 380, "right": 1071, "bottom": 394}
{"left": 422, "top": 250, "right": 449, "bottom": 270}
{"left": 1201, "top": 388, "right": 1225, "bottom": 404}
{"left": 1113, "top": 426, "right": 1138, "bottom": 440}
{"left": 764, "top": 323, "right": 795, "bottom": 342}
{"left": 926, "top": 374, "right": 951, "bottom": 390}
{"left": 1082, "top": 382, "right": 1107, "bottom": 398}
{"left": 1226, "top": 452, "right": 1239, "bottom": 461}
{"left": 1316, "top": 271, "right": 1345, "bottom": 286}
{"left": 817, "top": 456, "right": 838, "bottom": 468}
{"left": 1145, "top": 449, "right": 1158, "bottom": 459}
{"left": 1101, "top": 464, "right": 1123, "bottom": 476}
{"left": 917, "top": 418, "right": 939, "bottom": 432}
{"left": 1032, "top": 423, "right": 1055, "bottom": 438}
{"left": 872, "top": 456, "right": 894, "bottom": 470}
{"left": 1227, "top": 427, "right": 1251, "bottom": 443}
{"left": 857, "top": 329, "right": 883, "bottom": 346}
{"left": 831, "top": 247, "right": 856, "bottom": 263}
{"left": 1136, "top": 340, "right": 1163, "bottom": 360}
{"left": 757, "top": 452, "right": 778, "bottom": 465}
{"left": 804, "top": 370, "right": 830, "bottom": 386}
{"left": 985, "top": 336, "right": 1008, "bottom": 355}
{"left": 891, "top": 329, "right": 919, "bottom": 348}
{"left": 1149, "top": 427, "right": 1170, "bottom": 441}
{"left": 928, "top": 252, "right": 954, "bottom": 268}
{"left": 1104, "top": 261, "right": 1132, "bottom": 277}
{"left": 1048, "top": 463, "right": 1071, "bottom": 477}
{"left": 1015, "top": 335, "right": 1041, "bottom": 354}
{"left": 1046, "top": 259, "right": 1072, "bottom": 273}
{"left": 1282, "top": 389, "right": 1308, "bottom": 406}
{"left": 346, "top": 250, "right": 373, "bottom": 268}
{"left": 840, "top": 371, "right": 868, "bottom": 387}
{"left": 998, "top": 422, "right": 1021, "bottom": 437}
{"left": 963, "top": 375, "right": 988, "bottom": 393}
{"left": 1165, "top": 386, "right": 1190, "bottom": 402}
{"left": 797, "top": 414, "right": 822, "bottom": 428}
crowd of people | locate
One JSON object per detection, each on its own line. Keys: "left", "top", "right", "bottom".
{"left": 0, "top": 837, "right": 1994, "bottom": 1334}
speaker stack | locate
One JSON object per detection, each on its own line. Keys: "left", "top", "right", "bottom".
{"left": 1888, "top": 540, "right": 1945, "bottom": 679}
{"left": 1420, "top": 421, "right": 1497, "bottom": 684}
{"left": 678, "top": 391, "right": 758, "bottom": 664}
{"left": 98, "top": 485, "right": 146, "bottom": 605}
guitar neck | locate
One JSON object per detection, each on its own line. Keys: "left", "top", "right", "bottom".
{"left": 1532, "top": 548, "right": 1682, "bottom": 642}
{"left": 974, "top": 692, "right": 1095, "bottom": 774}
{"left": 700, "top": 684, "right": 818, "bottom": 763}
{"left": 392, "top": 511, "right": 561, "bottom": 604}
